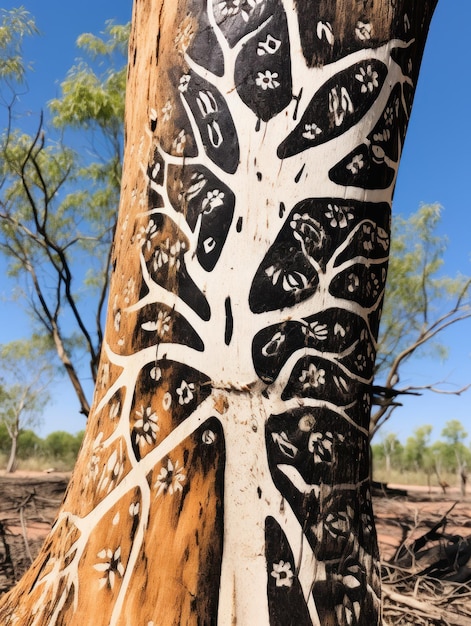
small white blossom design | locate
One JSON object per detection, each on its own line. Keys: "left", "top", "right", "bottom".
{"left": 303, "top": 320, "right": 328, "bottom": 341}
{"left": 347, "top": 273, "right": 360, "bottom": 293}
{"left": 325, "top": 204, "right": 354, "bottom": 229}
{"left": 255, "top": 70, "right": 280, "bottom": 90}
{"left": 137, "top": 219, "right": 159, "bottom": 251}
{"left": 299, "top": 363, "right": 326, "bottom": 390}
{"left": 355, "top": 20, "right": 372, "bottom": 41}
{"left": 155, "top": 458, "right": 186, "bottom": 496}
{"left": 219, "top": 0, "right": 240, "bottom": 17}
{"left": 172, "top": 129, "right": 187, "bottom": 154}
{"left": 355, "top": 65, "right": 379, "bottom": 93}
{"left": 302, "top": 123, "right": 322, "bottom": 140}
{"left": 134, "top": 405, "right": 160, "bottom": 448}
{"left": 178, "top": 74, "right": 190, "bottom": 93}
{"left": 94, "top": 547, "right": 125, "bottom": 590}
{"left": 142, "top": 310, "right": 171, "bottom": 337}
{"left": 346, "top": 154, "right": 364, "bottom": 175}
{"left": 271, "top": 560, "right": 294, "bottom": 587}
{"left": 329, "top": 86, "right": 354, "bottom": 126}
{"left": 161, "top": 100, "right": 173, "bottom": 122}
{"left": 176, "top": 380, "right": 195, "bottom": 405}
{"left": 202, "top": 189, "right": 225, "bottom": 213}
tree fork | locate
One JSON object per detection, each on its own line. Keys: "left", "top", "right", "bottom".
{"left": 0, "top": 1, "right": 438, "bottom": 624}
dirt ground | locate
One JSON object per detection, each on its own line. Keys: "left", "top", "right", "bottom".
{"left": 1, "top": 472, "right": 470, "bottom": 622}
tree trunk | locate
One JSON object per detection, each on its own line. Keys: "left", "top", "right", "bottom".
{"left": 5, "top": 431, "right": 18, "bottom": 474}
{"left": 0, "top": 1, "right": 438, "bottom": 624}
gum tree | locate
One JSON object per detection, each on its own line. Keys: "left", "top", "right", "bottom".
{"left": 0, "top": 1, "right": 438, "bottom": 624}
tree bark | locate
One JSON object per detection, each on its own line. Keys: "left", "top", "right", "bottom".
{"left": 0, "top": 1, "right": 438, "bottom": 624}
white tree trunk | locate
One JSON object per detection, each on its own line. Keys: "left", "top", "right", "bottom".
{"left": 0, "top": 1, "right": 438, "bottom": 624}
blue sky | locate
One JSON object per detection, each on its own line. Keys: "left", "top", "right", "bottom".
{"left": 0, "top": 0, "right": 470, "bottom": 443}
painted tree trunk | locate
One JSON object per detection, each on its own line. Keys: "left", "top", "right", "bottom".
{"left": 0, "top": 1, "right": 438, "bottom": 624}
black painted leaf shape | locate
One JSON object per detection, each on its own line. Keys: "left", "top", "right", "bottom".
{"left": 212, "top": 0, "right": 276, "bottom": 48}
{"left": 330, "top": 83, "right": 408, "bottom": 188}
{"left": 234, "top": 1, "right": 292, "bottom": 121}
{"left": 188, "top": 7, "right": 224, "bottom": 76}
{"left": 132, "top": 303, "right": 204, "bottom": 353}
{"left": 278, "top": 59, "right": 388, "bottom": 158}
{"left": 252, "top": 308, "right": 374, "bottom": 387}
{"left": 265, "top": 516, "right": 312, "bottom": 626}
{"left": 182, "top": 71, "right": 240, "bottom": 174}
{"left": 329, "top": 262, "right": 388, "bottom": 309}
{"left": 167, "top": 164, "right": 235, "bottom": 272}
{"left": 142, "top": 216, "right": 211, "bottom": 321}
{"left": 328, "top": 144, "right": 395, "bottom": 190}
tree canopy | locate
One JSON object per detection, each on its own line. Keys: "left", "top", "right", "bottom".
{"left": 0, "top": 15, "right": 129, "bottom": 416}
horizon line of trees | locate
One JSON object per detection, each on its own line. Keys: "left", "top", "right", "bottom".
{"left": 372, "top": 419, "right": 470, "bottom": 495}
{"left": 0, "top": 424, "right": 84, "bottom": 470}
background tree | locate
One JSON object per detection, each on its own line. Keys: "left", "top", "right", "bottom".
{"left": 371, "top": 204, "right": 471, "bottom": 436}
{"left": 0, "top": 337, "right": 52, "bottom": 472}
{"left": 440, "top": 419, "right": 469, "bottom": 495}
{"left": 0, "top": 20, "right": 129, "bottom": 416}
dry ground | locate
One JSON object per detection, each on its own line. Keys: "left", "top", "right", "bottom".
{"left": 1, "top": 472, "right": 470, "bottom": 624}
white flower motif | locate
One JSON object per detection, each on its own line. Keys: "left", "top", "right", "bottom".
{"left": 142, "top": 310, "right": 171, "bottom": 336}
{"left": 329, "top": 86, "right": 354, "bottom": 126}
{"left": 355, "top": 20, "right": 372, "bottom": 41}
{"left": 271, "top": 560, "right": 294, "bottom": 587}
{"left": 161, "top": 100, "right": 173, "bottom": 122}
{"left": 94, "top": 547, "right": 125, "bottom": 590}
{"left": 172, "top": 129, "right": 187, "bottom": 154}
{"left": 178, "top": 74, "right": 190, "bottom": 93}
{"left": 347, "top": 273, "right": 360, "bottom": 293}
{"left": 175, "top": 22, "right": 193, "bottom": 54}
{"left": 362, "top": 224, "right": 374, "bottom": 251}
{"left": 137, "top": 219, "right": 159, "bottom": 251}
{"left": 176, "top": 380, "right": 195, "bottom": 405}
{"left": 304, "top": 321, "right": 328, "bottom": 341}
{"left": 255, "top": 70, "right": 280, "bottom": 90}
{"left": 383, "top": 105, "right": 394, "bottom": 126}
{"left": 219, "top": 0, "right": 240, "bottom": 16}
{"left": 302, "top": 123, "right": 322, "bottom": 140}
{"left": 123, "top": 276, "right": 136, "bottom": 305}
{"left": 155, "top": 458, "right": 186, "bottom": 496}
{"left": 134, "top": 405, "right": 160, "bottom": 448}
{"left": 308, "top": 431, "right": 333, "bottom": 463}
{"left": 202, "top": 189, "right": 225, "bottom": 213}
{"left": 346, "top": 154, "right": 364, "bottom": 175}
{"left": 355, "top": 65, "right": 379, "bottom": 93}
{"left": 325, "top": 204, "right": 354, "bottom": 229}
{"left": 299, "top": 363, "right": 326, "bottom": 390}
{"left": 97, "top": 444, "right": 125, "bottom": 494}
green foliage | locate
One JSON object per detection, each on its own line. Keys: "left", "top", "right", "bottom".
{"left": 0, "top": 17, "right": 129, "bottom": 416}
{"left": 0, "top": 7, "right": 37, "bottom": 85}
{"left": 372, "top": 419, "right": 471, "bottom": 488}
{"left": 49, "top": 21, "right": 129, "bottom": 135}
{"left": 372, "top": 204, "right": 471, "bottom": 435}
{"left": 17, "top": 429, "right": 44, "bottom": 459}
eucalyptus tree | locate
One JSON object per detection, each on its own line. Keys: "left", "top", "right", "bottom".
{"left": 0, "top": 21, "right": 129, "bottom": 416}
{"left": 371, "top": 204, "right": 471, "bottom": 435}
{"left": 0, "top": 1, "right": 439, "bottom": 625}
